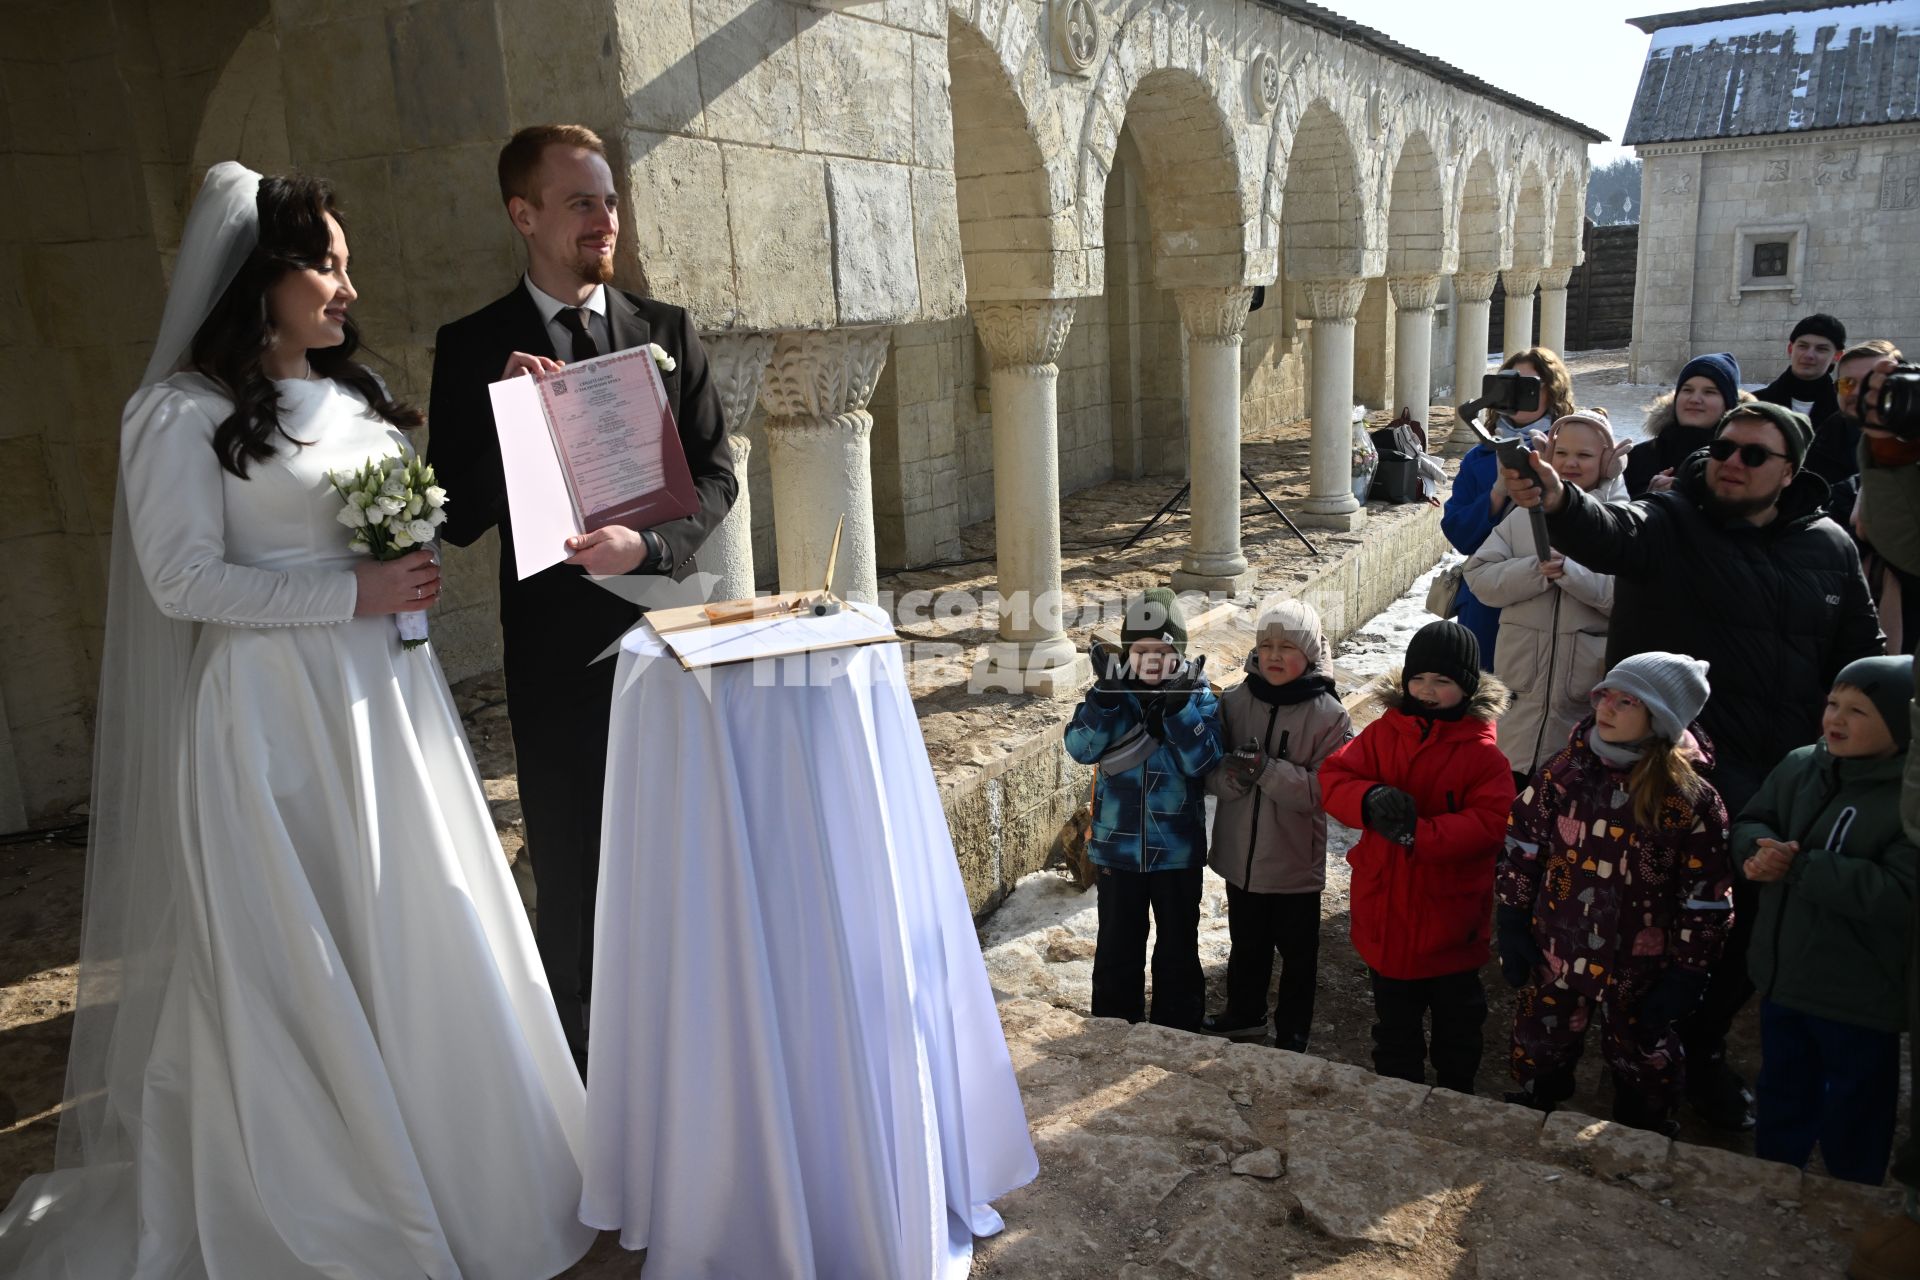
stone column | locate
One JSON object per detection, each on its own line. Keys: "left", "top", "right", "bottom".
{"left": 1171, "top": 286, "right": 1258, "bottom": 595}
{"left": 759, "top": 328, "right": 890, "bottom": 603}
{"left": 1298, "top": 278, "right": 1368, "bottom": 531}
{"left": 1536, "top": 266, "right": 1573, "bottom": 357}
{"left": 699, "top": 332, "right": 775, "bottom": 600}
{"left": 1501, "top": 268, "right": 1541, "bottom": 358}
{"left": 971, "top": 299, "right": 1089, "bottom": 696}
{"left": 1452, "top": 271, "right": 1498, "bottom": 407}
{"left": 1388, "top": 275, "right": 1441, "bottom": 417}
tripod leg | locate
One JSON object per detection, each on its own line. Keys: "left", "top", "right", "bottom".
{"left": 1239, "top": 467, "right": 1322, "bottom": 558}
{"left": 1121, "top": 482, "right": 1193, "bottom": 551}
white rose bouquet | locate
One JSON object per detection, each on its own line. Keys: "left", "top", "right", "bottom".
{"left": 329, "top": 453, "right": 449, "bottom": 650}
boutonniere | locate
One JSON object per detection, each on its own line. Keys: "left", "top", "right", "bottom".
{"left": 647, "top": 342, "right": 677, "bottom": 374}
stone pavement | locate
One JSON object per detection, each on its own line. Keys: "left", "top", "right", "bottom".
{"left": 969, "top": 999, "right": 1898, "bottom": 1279}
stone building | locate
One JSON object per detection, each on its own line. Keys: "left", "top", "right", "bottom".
{"left": 0, "top": 0, "right": 1599, "bottom": 826}
{"left": 1625, "top": 0, "right": 1920, "bottom": 383}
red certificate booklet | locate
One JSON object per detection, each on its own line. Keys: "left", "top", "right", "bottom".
{"left": 534, "top": 345, "right": 699, "bottom": 533}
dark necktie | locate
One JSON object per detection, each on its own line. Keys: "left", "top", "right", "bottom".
{"left": 556, "top": 306, "right": 600, "bottom": 362}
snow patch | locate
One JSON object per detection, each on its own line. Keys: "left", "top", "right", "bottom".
{"left": 1647, "top": 0, "right": 1920, "bottom": 55}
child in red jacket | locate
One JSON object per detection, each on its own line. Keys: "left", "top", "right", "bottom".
{"left": 1321, "top": 620, "right": 1515, "bottom": 1094}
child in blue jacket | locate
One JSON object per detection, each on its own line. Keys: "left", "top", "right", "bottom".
{"left": 1066, "top": 587, "right": 1225, "bottom": 1030}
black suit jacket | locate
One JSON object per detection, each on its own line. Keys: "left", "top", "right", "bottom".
{"left": 429, "top": 282, "right": 735, "bottom": 698}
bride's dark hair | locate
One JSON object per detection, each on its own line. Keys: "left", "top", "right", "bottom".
{"left": 189, "top": 174, "right": 423, "bottom": 478}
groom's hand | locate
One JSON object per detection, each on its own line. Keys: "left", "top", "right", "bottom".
{"left": 502, "top": 351, "right": 564, "bottom": 380}
{"left": 565, "top": 525, "right": 651, "bottom": 575}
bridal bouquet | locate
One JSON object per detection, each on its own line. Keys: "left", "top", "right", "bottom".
{"left": 329, "top": 454, "right": 449, "bottom": 650}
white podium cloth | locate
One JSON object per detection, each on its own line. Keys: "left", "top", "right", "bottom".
{"left": 580, "top": 610, "right": 1038, "bottom": 1278}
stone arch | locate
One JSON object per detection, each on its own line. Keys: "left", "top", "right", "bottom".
{"left": 1510, "top": 163, "right": 1550, "bottom": 270}
{"left": 947, "top": 11, "right": 1068, "bottom": 301}
{"left": 1385, "top": 130, "right": 1446, "bottom": 279}
{"left": 1278, "top": 101, "right": 1369, "bottom": 281}
{"left": 183, "top": 22, "right": 290, "bottom": 245}
{"left": 1456, "top": 148, "right": 1504, "bottom": 274}
{"left": 122, "top": 0, "right": 273, "bottom": 262}
{"left": 1076, "top": 5, "right": 1258, "bottom": 287}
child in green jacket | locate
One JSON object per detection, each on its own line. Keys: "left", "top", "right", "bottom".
{"left": 1737, "top": 655, "right": 1918, "bottom": 1185}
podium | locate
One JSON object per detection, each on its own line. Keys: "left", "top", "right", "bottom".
{"left": 579, "top": 606, "right": 1038, "bottom": 1278}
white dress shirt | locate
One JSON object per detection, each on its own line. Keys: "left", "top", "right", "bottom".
{"left": 525, "top": 275, "right": 611, "bottom": 358}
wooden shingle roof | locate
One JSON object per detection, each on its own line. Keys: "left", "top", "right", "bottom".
{"left": 1623, "top": 0, "right": 1920, "bottom": 143}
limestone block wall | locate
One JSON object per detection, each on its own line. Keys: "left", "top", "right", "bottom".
{"left": 1632, "top": 127, "right": 1920, "bottom": 383}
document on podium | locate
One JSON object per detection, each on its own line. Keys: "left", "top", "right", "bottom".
{"left": 488, "top": 346, "right": 700, "bottom": 579}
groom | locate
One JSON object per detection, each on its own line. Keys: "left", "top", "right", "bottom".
{"left": 430, "top": 123, "right": 734, "bottom": 1072}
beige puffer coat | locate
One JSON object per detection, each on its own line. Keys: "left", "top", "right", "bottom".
{"left": 1204, "top": 599, "right": 1354, "bottom": 894}
{"left": 1462, "top": 504, "right": 1615, "bottom": 776}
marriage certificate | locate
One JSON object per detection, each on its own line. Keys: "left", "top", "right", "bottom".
{"left": 490, "top": 346, "right": 700, "bottom": 579}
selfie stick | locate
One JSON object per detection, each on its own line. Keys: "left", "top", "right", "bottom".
{"left": 1457, "top": 396, "right": 1552, "bottom": 561}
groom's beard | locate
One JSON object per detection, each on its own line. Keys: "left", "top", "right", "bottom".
{"left": 576, "top": 249, "right": 615, "bottom": 286}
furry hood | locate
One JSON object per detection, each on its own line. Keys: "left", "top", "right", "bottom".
{"left": 1639, "top": 388, "right": 1758, "bottom": 440}
{"left": 1365, "top": 665, "right": 1512, "bottom": 722}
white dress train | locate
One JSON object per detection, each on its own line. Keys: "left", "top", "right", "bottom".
{"left": 0, "top": 373, "right": 597, "bottom": 1280}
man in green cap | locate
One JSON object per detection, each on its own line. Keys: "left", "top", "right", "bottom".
{"left": 1499, "top": 399, "right": 1884, "bottom": 1132}
{"left": 1065, "top": 587, "right": 1224, "bottom": 1030}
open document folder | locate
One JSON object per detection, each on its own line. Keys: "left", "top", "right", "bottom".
{"left": 643, "top": 598, "right": 898, "bottom": 670}
{"left": 488, "top": 347, "right": 699, "bottom": 579}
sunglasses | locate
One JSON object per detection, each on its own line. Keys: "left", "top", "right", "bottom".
{"left": 1837, "top": 374, "right": 1862, "bottom": 397}
{"left": 1708, "top": 438, "right": 1791, "bottom": 467}
{"left": 1591, "top": 688, "right": 1643, "bottom": 711}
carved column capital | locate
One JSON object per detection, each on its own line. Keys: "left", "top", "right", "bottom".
{"left": 1453, "top": 271, "right": 1500, "bottom": 304}
{"left": 1387, "top": 274, "right": 1443, "bottom": 312}
{"left": 1174, "top": 286, "right": 1255, "bottom": 345}
{"left": 1539, "top": 266, "right": 1574, "bottom": 293}
{"left": 758, "top": 327, "right": 890, "bottom": 431}
{"left": 1501, "top": 267, "right": 1543, "bottom": 297}
{"left": 701, "top": 331, "right": 777, "bottom": 431}
{"left": 1297, "top": 277, "right": 1367, "bottom": 323}
{"left": 973, "top": 299, "right": 1077, "bottom": 372}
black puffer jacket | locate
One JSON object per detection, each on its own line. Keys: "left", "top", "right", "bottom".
{"left": 1544, "top": 454, "right": 1884, "bottom": 812}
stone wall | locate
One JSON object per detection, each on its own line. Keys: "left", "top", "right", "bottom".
{"left": 1631, "top": 127, "right": 1920, "bottom": 383}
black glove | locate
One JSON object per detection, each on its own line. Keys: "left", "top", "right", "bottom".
{"left": 1361, "top": 785, "right": 1418, "bottom": 846}
{"left": 1636, "top": 966, "right": 1708, "bottom": 1041}
{"left": 1495, "top": 903, "right": 1544, "bottom": 989}
{"left": 1223, "top": 741, "right": 1265, "bottom": 788}
{"left": 1141, "top": 656, "right": 1205, "bottom": 738}
{"left": 1089, "top": 645, "right": 1128, "bottom": 706}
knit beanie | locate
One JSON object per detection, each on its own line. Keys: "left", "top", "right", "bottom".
{"left": 1593, "top": 652, "right": 1711, "bottom": 744}
{"left": 1717, "top": 401, "right": 1814, "bottom": 473}
{"left": 1253, "top": 595, "right": 1330, "bottom": 676}
{"left": 1791, "top": 313, "right": 1847, "bottom": 350}
{"left": 1548, "top": 409, "right": 1615, "bottom": 448}
{"left": 1121, "top": 586, "right": 1189, "bottom": 656}
{"left": 1404, "top": 620, "right": 1481, "bottom": 699}
{"left": 1676, "top": 352, "right": 1741, "bottom": 411}
{"left": 1834, "top": 655, "right": 1915, "bottom": 750}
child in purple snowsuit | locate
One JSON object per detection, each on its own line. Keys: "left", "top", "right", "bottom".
{"left": 1496, "top": 652, "right": 1736, "bottom": 1134}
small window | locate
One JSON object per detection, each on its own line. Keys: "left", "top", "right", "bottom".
{"left": 1752, "top": 241, "right": 1789, "bottom": 277}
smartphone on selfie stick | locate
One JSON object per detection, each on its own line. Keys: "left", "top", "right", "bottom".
{"left": 1457, "top": 371, "right": 1551, "bottom": 560}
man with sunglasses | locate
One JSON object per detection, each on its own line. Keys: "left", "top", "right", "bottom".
{"left": 1500, "top": 399, "right": 1884, "bottom": 1132}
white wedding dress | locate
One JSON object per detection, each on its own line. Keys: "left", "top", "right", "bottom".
{"left": 0, "top": 372, "right": 598, "bottom": 1279}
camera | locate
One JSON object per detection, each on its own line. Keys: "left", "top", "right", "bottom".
{"left": 1869, "top": 363, "right": 1920, "bottom": 439}
{"left": 1480, "top": 371, "right": 1543, "bottom": 414}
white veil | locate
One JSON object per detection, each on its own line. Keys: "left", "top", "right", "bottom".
{"left": 48, "top": 161, "right": 261, "bottom": 1174}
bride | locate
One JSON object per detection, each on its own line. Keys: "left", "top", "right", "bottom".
{"left": 0, "top": 162, "right": 597, "bottom": 1278}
